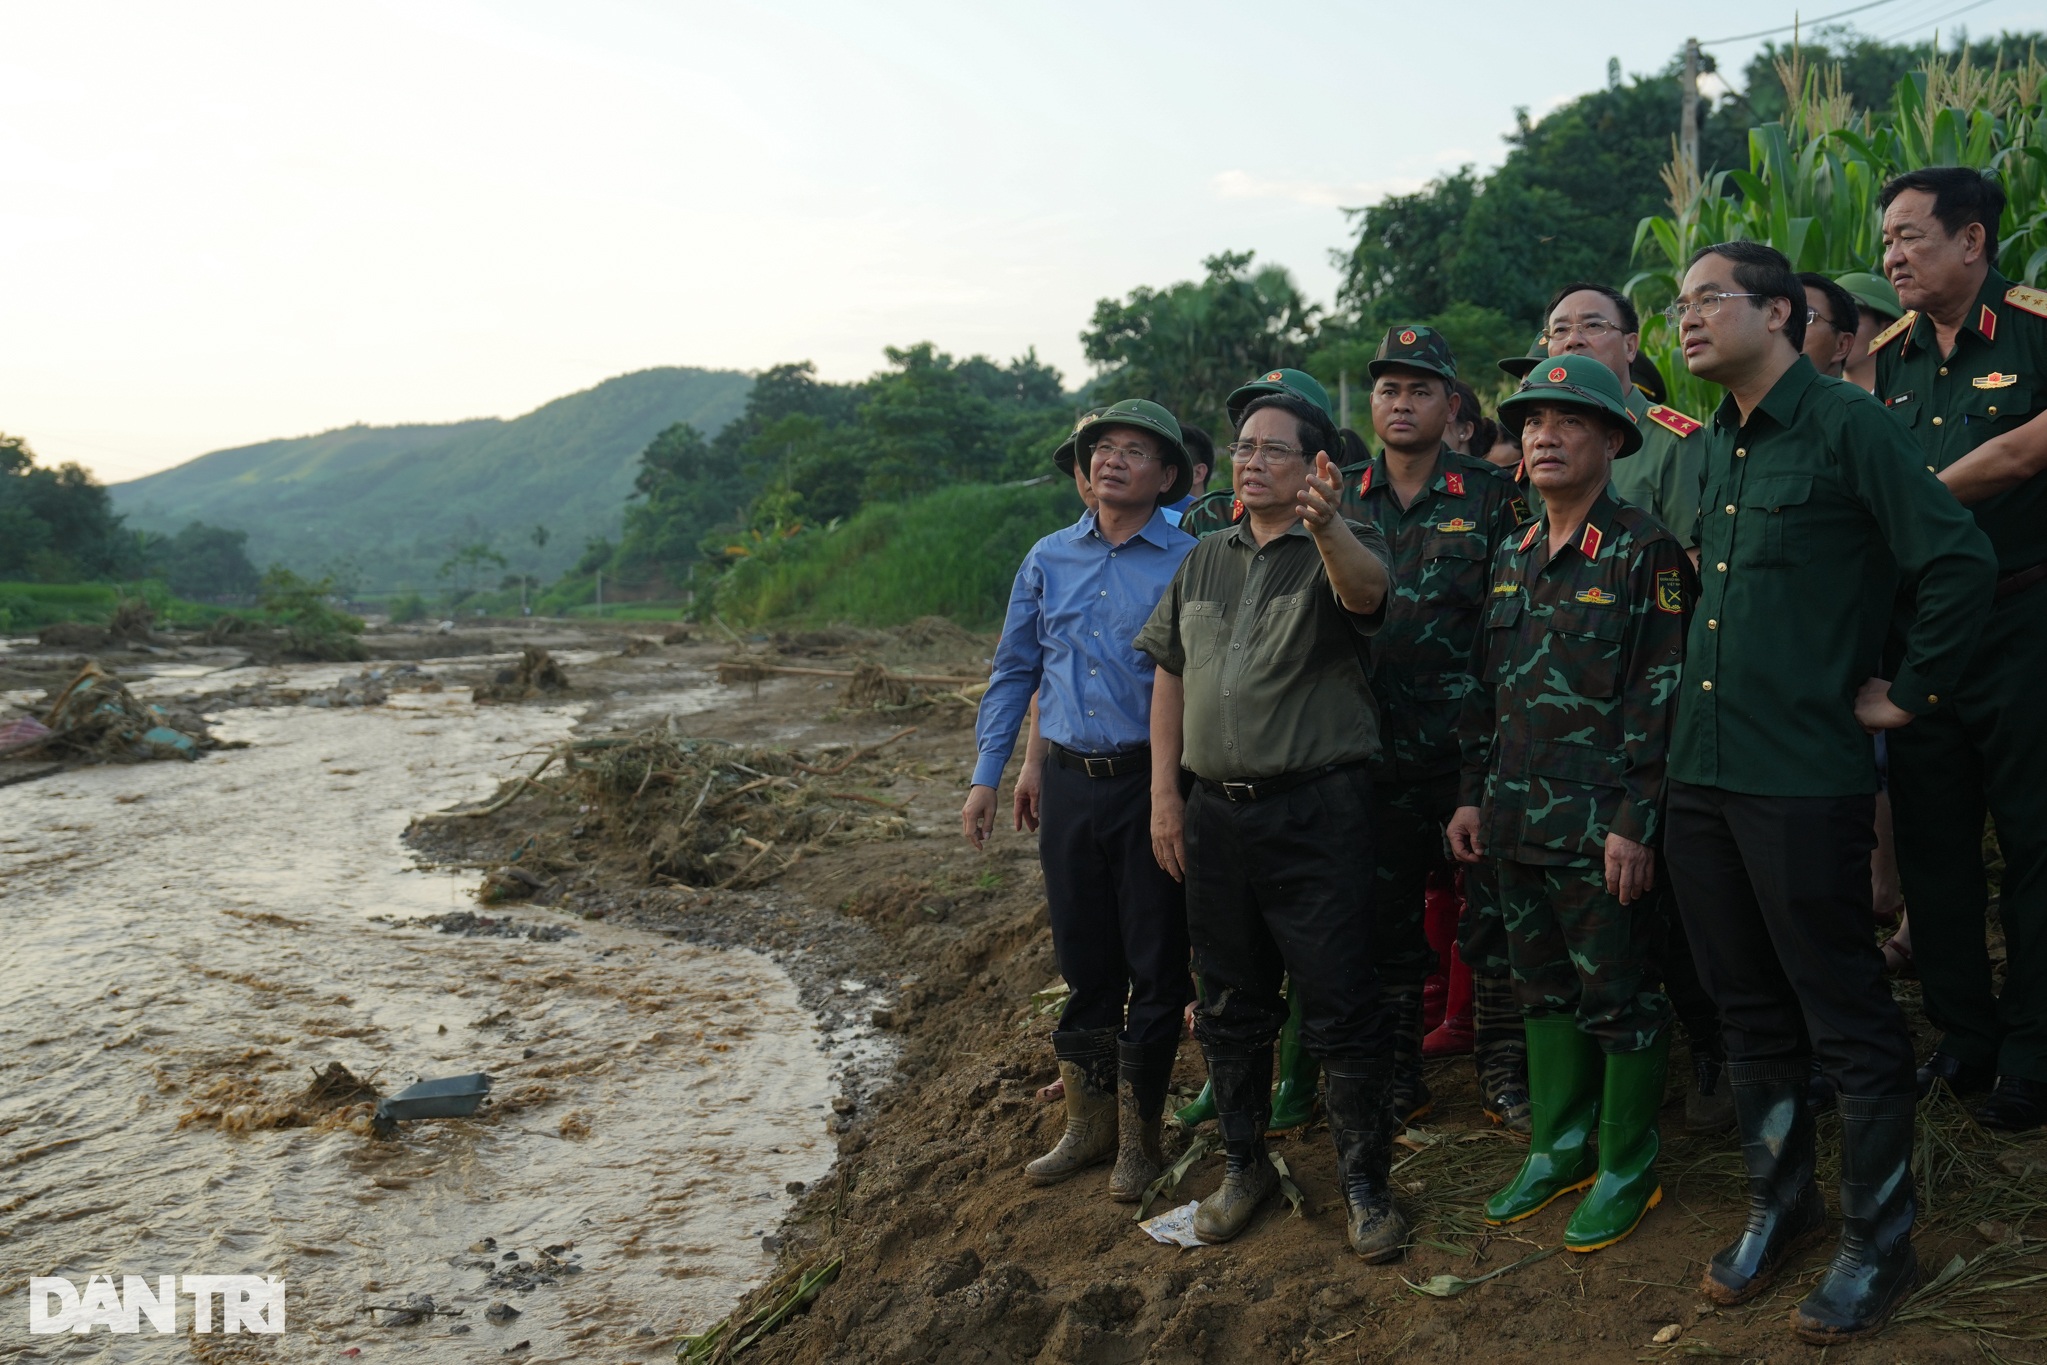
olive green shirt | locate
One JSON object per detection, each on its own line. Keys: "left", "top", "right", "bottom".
{"left": 1670, "top": 356, "right": 1998, "bottom": 797}
{"left": 1874, "top": 267, "right": 2047, "bottom": 573}
{"left": 1609, "top": 387, "right": 1709, "bottom": 549}
{"left": 1136, "top": 517, "right": 1392, "bottom": 782}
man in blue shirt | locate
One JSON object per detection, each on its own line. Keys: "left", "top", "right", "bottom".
{"left": 964, "top": 398, "right": 1198, "bottom": 1203}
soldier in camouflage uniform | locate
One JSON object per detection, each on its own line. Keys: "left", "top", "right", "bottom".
{"left": 1341, "top": 325, "right": 1530, "bottom": 1131}
{"left": 1448, "top": 354, "right": 1690, "bottom": 1253}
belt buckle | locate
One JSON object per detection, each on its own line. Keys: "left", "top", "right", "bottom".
{"left": 1083, "top": 755, "right": 1115, "bottom": 778}
{"left": 1220, "top": 780, "right": 1257, "bottom": 802}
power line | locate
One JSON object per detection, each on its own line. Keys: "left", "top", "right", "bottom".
{"left": 1872, "top": 0, "right": 1995, "bottom": 45}
{"left": 1700, "top": 0, "right": 1905, "bottom": 45}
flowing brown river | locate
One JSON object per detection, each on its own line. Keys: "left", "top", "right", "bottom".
{"left": 1, "top": 671, "right": 837, "bottom": 1361}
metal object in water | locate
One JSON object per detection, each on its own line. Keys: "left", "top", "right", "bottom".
{"left": 371, "top": 1073, "right": 493, "bottom": 1139}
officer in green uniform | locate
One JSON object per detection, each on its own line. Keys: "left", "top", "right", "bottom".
{"left": 1447, "top": 354, "right": 1689, "bottom": 1253}
{"left": 1344, "top": 325, "right": 1530, "bottom": 1132}
{"left": 1875, "top": 167, "right": 2047, "bottom": 1132}
{"left": 1837, "top": 271, "right": 1904, "bottom": 393}
{"left": 1537, "top": 282, "right": 1731, "bottom": 1133}
{"left": 1663, "top": 240, "right": 1995, "bottom": 1342}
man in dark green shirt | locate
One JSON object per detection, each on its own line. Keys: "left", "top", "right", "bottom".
{"left": 1873, "top": 167, "right": 2047, "bottom": 1133}
{"left": 1447, "top": 354, "right": 1690, "bottom": 1254}
{"left": 1341, "top": 324, "right": 1530, "bottom": 1133}
{"left": 1138, "top": 389, "right": 1410, "bottom": 1263}
{"left": 1662, "top": 241, "right": 1996, "bottom": 1344}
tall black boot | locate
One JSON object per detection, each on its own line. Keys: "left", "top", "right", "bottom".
{"left": 1702, "top": 1058, "right": 1826, "bottom": 1304}
{"left": 1024, "top": 1028, "right": 1118, "bottom": 1184}
{"left": 1685, "top": 1026, "right": 1737, "bottom": 1134}
{"left": 1110, "top": 1037, "right": 1179, "bottom": 1202}
{"left": 1791, "top": 1093, "right": 1920, "bottom": 1343}
{"left": 1384, "top": 981, "right": 1433, "bottom": 1124}
{"left": 1324, "top": 1059, "right": 1410, "bottom": 1263}
{"left": 1192, "top": 1046, "right": 1277, "bottom": 1243}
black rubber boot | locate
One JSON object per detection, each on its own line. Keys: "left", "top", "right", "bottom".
{"left": 1110, "top": 1037, "right": 1178, "bottom": 1202}
{"left": 1025, "top": 1028, "right": 1119, "bottom": 1184}
{"left": 1324, "top": 1059, "right": 1409, "bottom": 1263}
{"left": 1791, "top": 1092, "right": 1920, "bottom": 1343}
{"left": 1702, "top": 1058, "right": 1826, "bottom": 1305}
{"left": 1193, "top": 1047, "right": 1277, "bottom": 1243}
{"left": 1384, "top": 981, "right": 1433, "bottom": 1124}
{"left": 1471, "top": 973, "right": 1531, "bottom": 1134}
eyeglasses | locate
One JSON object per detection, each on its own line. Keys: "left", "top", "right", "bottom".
{"left": 1663, "top": 292, "right": 1763, "bottom": 324}
{"left": 1542, "top": 319, "right": 1627, "bottom": 343}
{"left": 1089, "top": 441, "right": 1162, "bottom": 466}
{"left": 1225, "top": 439, "right": 1306, "bottom": 464}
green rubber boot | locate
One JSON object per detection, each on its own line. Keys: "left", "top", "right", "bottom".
{"left": 1563, "top": 1033, "right": 1669, "bottom": 1252}
{"left": 1175, "top": 1079, "right": 1217, "bottom": 1128}
{"left": 1484, "top": 1014, "right": 1601, "bottom": 1225}
{"left": 1269, "top": 983, "right": 1320, "bottom": 1133}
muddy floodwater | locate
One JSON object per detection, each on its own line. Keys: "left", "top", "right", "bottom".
{"left": 0, "top": 676, "right": 837, "bottom": 1361}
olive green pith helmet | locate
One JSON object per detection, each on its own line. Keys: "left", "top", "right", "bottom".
{"left": 1497, "top": 353, "right": 1644, "bottom": 458}
{"left": 1072, "top": 399, "right": 1195, "bottom": 504}
{"left": 1835, "top": 270, "right": 1904, "bottom": 322}
{"left": 1497, "top": 335, "right": 1546, "bottom": 379}
{"left": 1224, "top": 367, "right": 1333, "bottom": 428}
{"left": 1052, "top": 406, "right": 1107, "bottom": 477}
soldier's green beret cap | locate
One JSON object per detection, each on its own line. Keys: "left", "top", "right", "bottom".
{"left": 1368, "top": 324, "right": 1457, "bottom": 382}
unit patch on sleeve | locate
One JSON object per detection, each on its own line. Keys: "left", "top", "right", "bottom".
{"left": 1656, "top": 568, "right": 1685, "bottom": 615}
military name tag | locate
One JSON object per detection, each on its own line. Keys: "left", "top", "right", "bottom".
{"left": 1973, "top": 372, "right": 2018, "bottom": 390}
{"left": 1885, "top": 392, "right": 1914, "bottom": 407}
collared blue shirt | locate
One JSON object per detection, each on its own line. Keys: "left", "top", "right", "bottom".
{"left": 972, "top": 507, "right": 1195, "bottom": 789}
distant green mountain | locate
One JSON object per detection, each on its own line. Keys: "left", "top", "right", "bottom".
{"left": 111, "top": 366, "right": 753, "bottom": 592}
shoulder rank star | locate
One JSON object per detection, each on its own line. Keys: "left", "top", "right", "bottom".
{"left": 1436, "top": 517, "right": 1477, "bottom": 533}
{"left": 1974, "top": 372, "right": 2018, "bottom": 390}
{"left": 1645, "top": 405, "right": 1702, "bottom": 437}
{"left": 1575, "top": 587, "right": 1617, "bottom": 606}
{"left": 2008, "top": 283, "right": 2047, "bottom": 319}
{"left": 1444, "top": 470, "right": 1465, "bottom": 496}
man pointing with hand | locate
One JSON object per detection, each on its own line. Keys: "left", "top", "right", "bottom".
{"left": 1136, "top": 384, "right": 1402, "bottom": 1261}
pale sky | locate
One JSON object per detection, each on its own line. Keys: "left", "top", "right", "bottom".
{"left": 2, "top": 0, "right": 2033, "bottom": 483}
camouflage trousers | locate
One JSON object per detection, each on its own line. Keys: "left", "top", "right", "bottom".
{"left": 1498, "top": 859, "right": 1671, "bottom": 1052}
{"left": 1457, "top": 857, "right": 1511, "bottom": 977}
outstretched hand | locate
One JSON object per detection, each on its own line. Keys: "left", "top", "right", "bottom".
{"left": 1297, "top": 450, "right": 1342, "bottom": 532}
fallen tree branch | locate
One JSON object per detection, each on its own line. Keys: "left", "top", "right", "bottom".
{"left": 789, "top": 727, "right": 917, "bottom": 777}
{"left": 414, "top": 749, "right": 563, "bottom": 822}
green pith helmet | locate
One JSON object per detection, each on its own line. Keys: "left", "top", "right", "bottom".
{"left": 1073, "top": 399, "right": 1195, "bottom": 504}
{"left": 1498, "top": 335, "right": 1546, "bottom": 379}
{"left": 1052, "top": 406, "right": 1108, "bottom": 477}
{"left": 1368, "top": 324, "right": 1458, "bottom": 382}
{"left": 1835, "top": 270, "right": 1904, "bottom": 322}
{"left": 1224, "top": 367, "right": 1333, "bottom": 427}
{"left": 1498, "top": 353, "right": 1644, "bottom": 459}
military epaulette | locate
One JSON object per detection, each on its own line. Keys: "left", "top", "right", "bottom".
{"left": 1645, "top": 405, "right": 1702, "bottom": 438}
{"left": 1578, "top": 523, "right": 1604, "bottom": 560}
{"left": 2006, "top": 284, "right": 2047, "bottom": 320}
{"left": 1517, "top": 522, "right": 1542, "bottom": 552}
{"left": 1871, "top": 310, "right": 1917, "bottom": 352}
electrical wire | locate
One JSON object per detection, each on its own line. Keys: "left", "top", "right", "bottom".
{"left": 1871, "top": 0, "right": 1995, "bottom": 45}
{"left": 1700, "top": 0, "right": 1905, "bottom": 45}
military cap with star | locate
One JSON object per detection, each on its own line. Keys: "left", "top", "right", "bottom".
{"left": 1224, "top": 366, "right": 1333, "bottom": 428}
{"left": 1497, "top": 353, "right": 1643, "bottom": 458}
{"left": 1072, "top": 399, "right": 1196, "bottom": 503}
{"left": 1497, "top": 335, "right": 1546, "bottom": 379}
{"left": 1368, "top": 324, "right": 1458, "bottom": 382}
{"left": 1835, "top": 270, "right": 1903, "bottom": 323}
{"left": 1052, "top": 406, "right": 1108, "bottom": 477}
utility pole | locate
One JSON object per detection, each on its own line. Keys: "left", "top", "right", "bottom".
{"left": 595, "top": 570, "right": 603, "bottom": 618}
{"left": 1680, "top": 38, "right": 1701, "bottom": 180}
{"left": 1338, "top": 370, "right": 1352, "bottom": 432}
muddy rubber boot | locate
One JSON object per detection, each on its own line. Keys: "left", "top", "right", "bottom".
{"left": 1563, "top": 1033, "right": 1668, "bottom": 1252}
{"left": 1423, "top": 941, "right": 1476, "bottom": 1058}
{"left": 1174, "top": 1079, "right": 1216, "bottom": 1128}
{"left": 1703, "top": 1058, "right": 1826, "bottom": 1305}
{"left": 1325, "top": 1059, "right": 1409, "bottom": 1263}
{"left": 1485, "top": 1013, "right": 1600, "bottom": 1224}
{"left": 1472, "top": 972, "right": 1531, "bottom": 1135}
{"left": 1193, "top": 1047, "right": 1278, "bottom": 1244}
{"left": 1791, "top": 1093, "right": 1921, "bottom": 1343}
{"left": 1024, "top": 1028, "right": 1118, "bottom": 1185}
{"left": 1685, "top": 1028, "right": 1737, "bottom": 1135}
{"left": 1110, "top": 1037, "right": 1177, "bottom": 1202}
{"left": 1385, "top": 981, "right": 1433, "bottom": 1124}
{"left": 1268, "top": 983, "right": 1320, "bottom": 1134}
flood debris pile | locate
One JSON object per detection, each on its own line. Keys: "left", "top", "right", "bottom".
{"left": 474, "top": 646, "right": 571, "bottom": 703}
{"left": 178, "top": 1060, "right": 383, "bottom": 1134}
{"left": 425, "top": 725, "right": 917, "bottom": 890}
{"left": 2, "top": 661, "right": 226, "bottom": 764}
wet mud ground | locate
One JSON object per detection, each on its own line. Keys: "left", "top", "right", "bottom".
{"left": 7, "top": 619, "right": 2046, "bottom": 1362}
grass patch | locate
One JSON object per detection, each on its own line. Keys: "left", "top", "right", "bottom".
{"left": 0, "top": 580, "right": 236, "bottom": 633}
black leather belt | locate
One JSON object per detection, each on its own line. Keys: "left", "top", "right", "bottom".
{"left": 1050, "top": 742, "right": 1150, "bottom": 778}
{"left": 1195, "top": 761, "right": 1365, "bottom": 803}
{"left": 1996, "top": 563, "right": 2047, "bottom": 600}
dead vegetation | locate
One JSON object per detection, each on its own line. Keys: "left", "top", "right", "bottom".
{"left": 1, "top": 660, "right": 227, "bottom": 765}
{"left": 473, "top": 645, "right": 571, "bottom": 702}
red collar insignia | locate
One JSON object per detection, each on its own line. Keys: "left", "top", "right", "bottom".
{"left": 1231, "top": 498, "right": 1244, "bottom": 521}
{"left": 1578, "top": 523, "right": 1604, "bottom": 559}
{"left": 1444, "top": 470, "right": 1465, "bottom": 496}
{"left": 1980, "top": 304, "right": 1998, "bottom": 341}
{"left": 1357, "top": 466, "right": 1374, "bottom": 496}
{"left": 1518, "top": 522, "right": 1542, "bottom": 552}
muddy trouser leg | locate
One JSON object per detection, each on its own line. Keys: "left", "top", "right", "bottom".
{"left": 1373, "top": 774, "right": 1452, "bottom": 1120}
{"left": 1663, "top": 782, "right": 1915, "bottom": 1102}
{"left": 1463, "top": 857, "right": 1528, "bottom": 1128}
